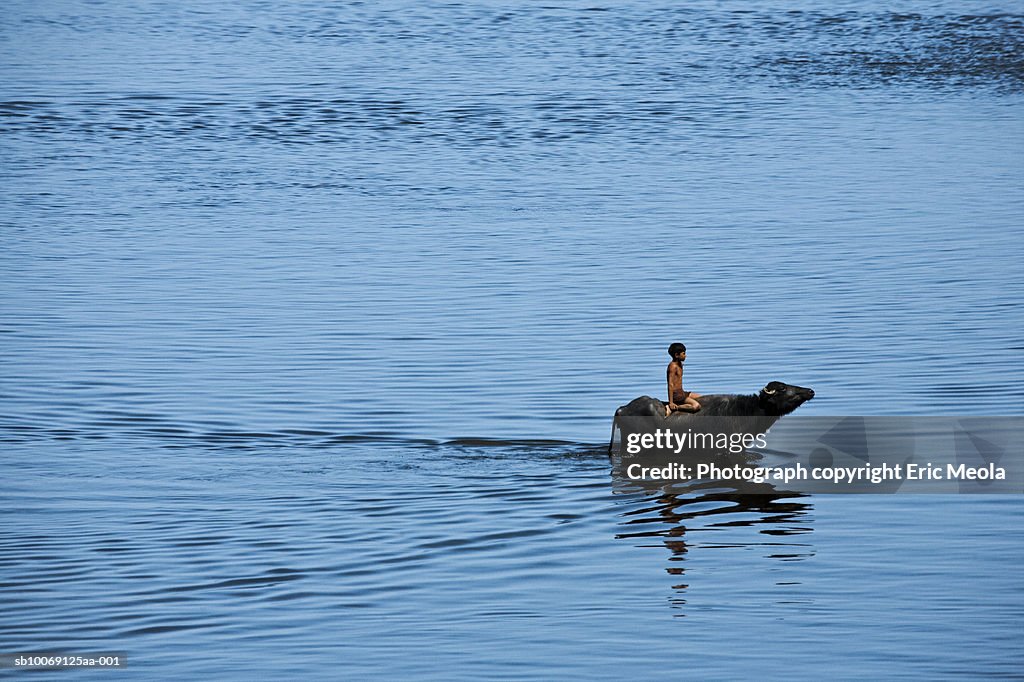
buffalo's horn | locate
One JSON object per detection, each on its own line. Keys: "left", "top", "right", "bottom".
{"left": 762, "top": 386, "right": 777, "bottom": 395}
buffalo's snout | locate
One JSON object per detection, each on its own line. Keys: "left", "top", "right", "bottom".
{"left": 760, "top": 381, "right": 815, "bottom": 416}
{"left": 792, "top": 385, "right": 814, "bottom": 402}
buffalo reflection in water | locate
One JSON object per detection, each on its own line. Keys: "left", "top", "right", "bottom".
{"left": 610, "top": 448, "right": 814, "bottom": 613}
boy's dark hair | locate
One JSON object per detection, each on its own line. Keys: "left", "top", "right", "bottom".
{"left": 668, "top": 342, "right": 686, "bottom": 356}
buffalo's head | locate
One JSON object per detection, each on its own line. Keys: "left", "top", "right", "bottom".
{"left": 758, "top": 381, "right": 815, "bottom": 416}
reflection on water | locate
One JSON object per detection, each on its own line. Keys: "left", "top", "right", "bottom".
{"left": 611, "top": 455, "right": 814, "bottom": 615}
{"left": 2, "top": 434, "right": 1022, "bottom": 677}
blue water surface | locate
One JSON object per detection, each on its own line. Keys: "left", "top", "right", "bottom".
{"left": 2, "top": 1, "right": 1022, "bottom": 679}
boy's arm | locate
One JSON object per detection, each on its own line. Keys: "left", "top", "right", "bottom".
{"left": 667, "top": 363, "right": 681, "bottom": 408}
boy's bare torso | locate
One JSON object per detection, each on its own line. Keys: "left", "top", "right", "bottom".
{"left": 666, "top": 352, "right": 701, "bottom": 414}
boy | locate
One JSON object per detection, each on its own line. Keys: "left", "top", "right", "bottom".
{"left": 666, "top": 342, "right": 701, "bottom": 414}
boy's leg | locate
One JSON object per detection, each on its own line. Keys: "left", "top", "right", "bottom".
{"left": 667, "top": 395, "right": 702, "bottom": 414}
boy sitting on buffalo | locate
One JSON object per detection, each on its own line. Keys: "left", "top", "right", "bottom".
{"left": 666, "top": 342, "right": 701, "bottom": 414}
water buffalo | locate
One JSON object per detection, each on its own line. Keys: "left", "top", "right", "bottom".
{"left": 610, "top": 381, "right": 815, "bottom": 455}
{"left": 616, "top": 381, "right": 815, "bottom": 420}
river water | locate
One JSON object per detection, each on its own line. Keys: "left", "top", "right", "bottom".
{"left": 2, "top": 1, "right": 1022, "bottom": 679}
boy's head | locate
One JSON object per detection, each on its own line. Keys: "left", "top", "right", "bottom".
{"left": 668, "top": 342, "right": 686, "bottom": 359}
